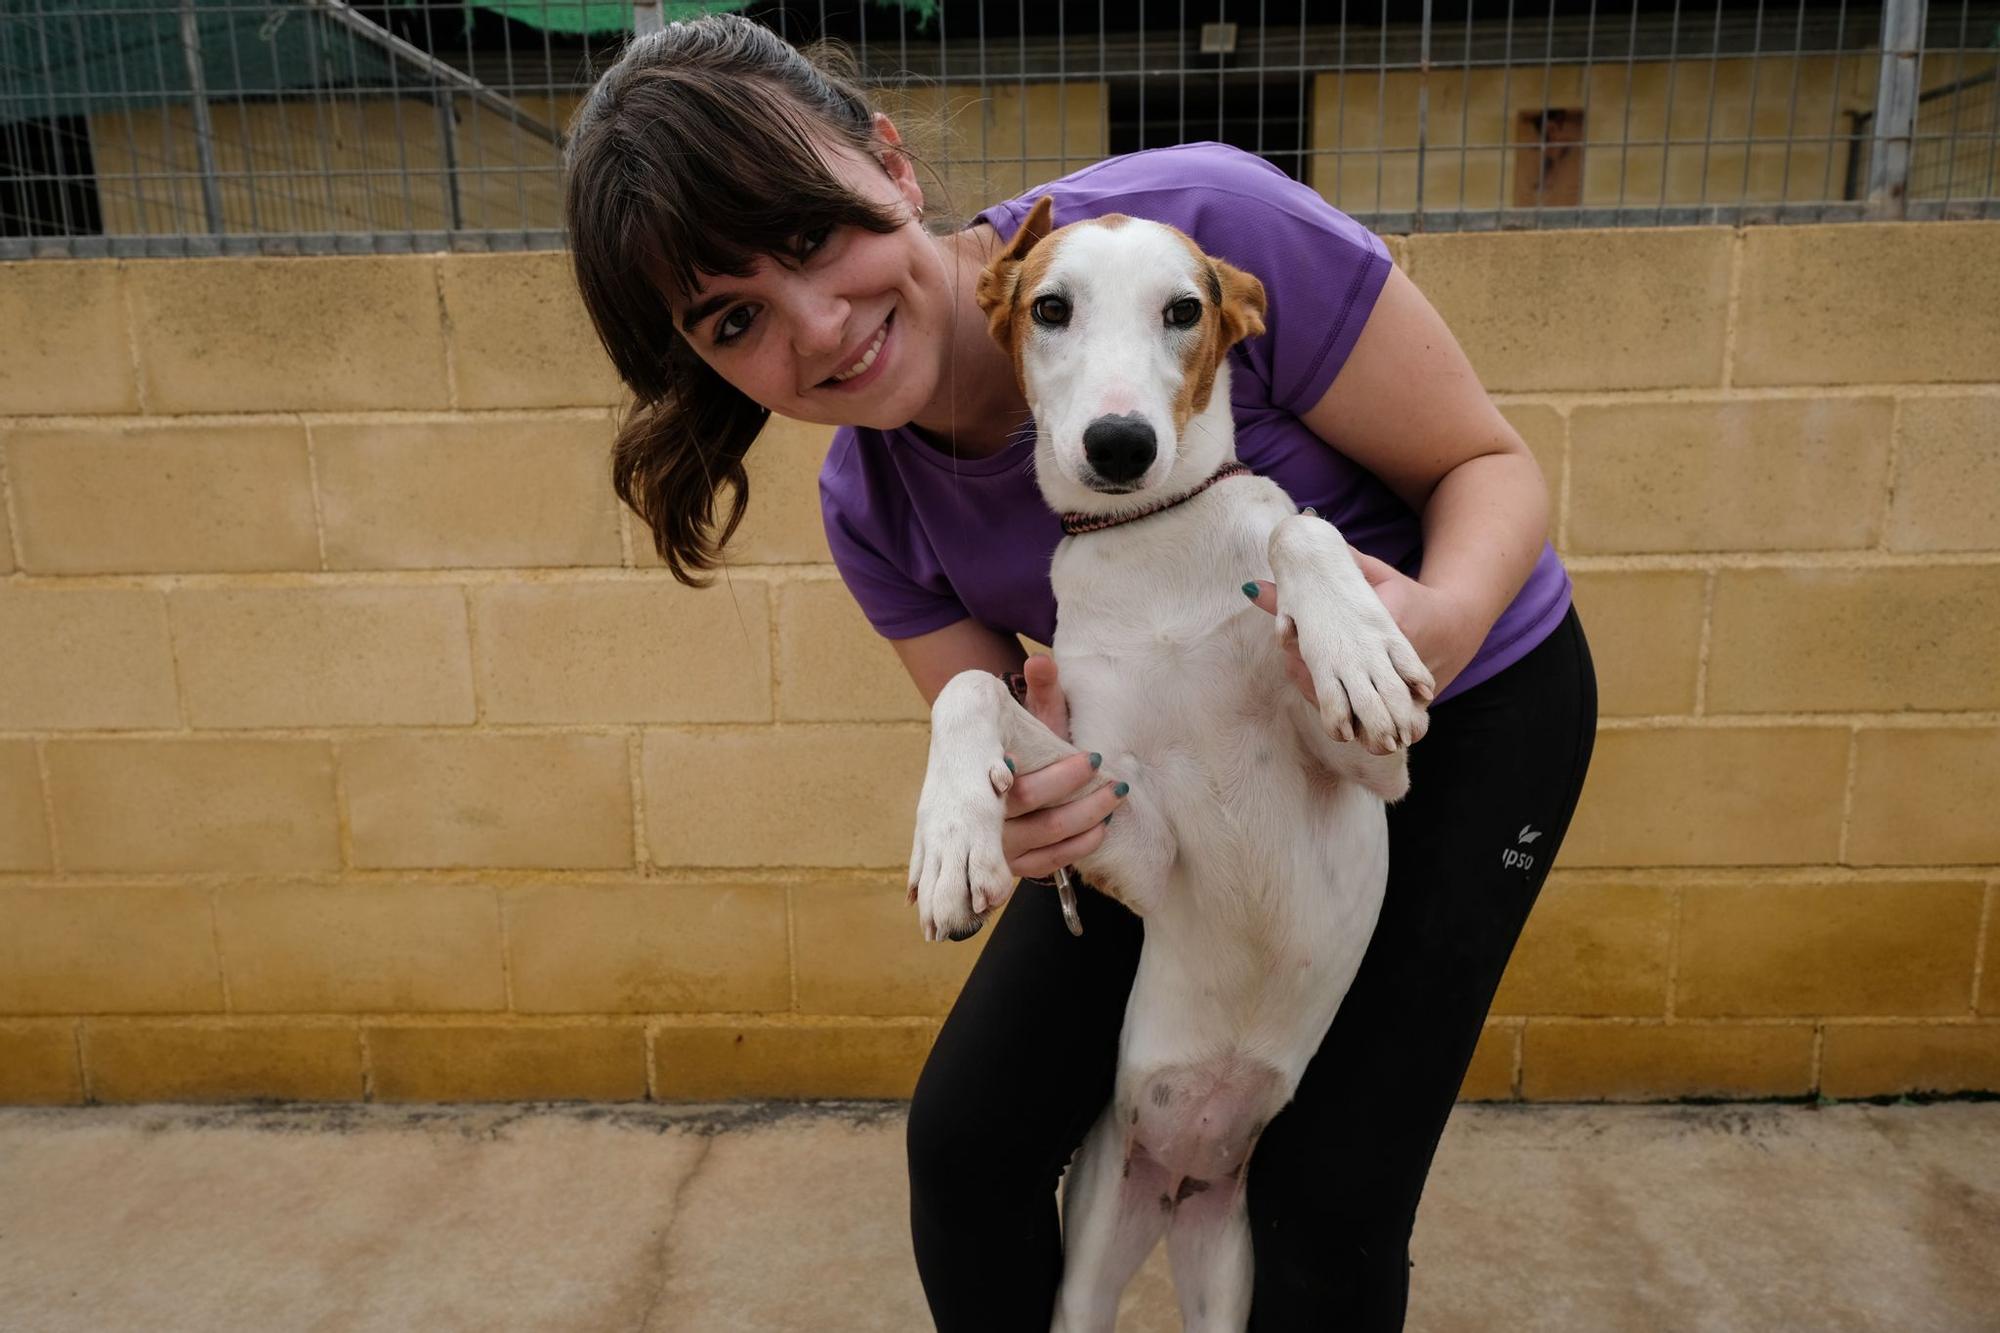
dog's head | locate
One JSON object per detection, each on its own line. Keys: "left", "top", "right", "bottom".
{"left": 975, "top": 196, "right": 1268, "bottom": 515}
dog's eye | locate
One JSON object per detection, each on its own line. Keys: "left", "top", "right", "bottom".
{"left": 1031, "top": 295, "right": 1071, "bottom": 327}
{"left": 1165, "top": 297, "right": 1202, "bottom": 328}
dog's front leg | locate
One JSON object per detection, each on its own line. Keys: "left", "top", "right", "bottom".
{"left": 1266, "top": 514, "right": 1434, "bottom": 756}
{"left": 909, "top": 670, "right": 1087, "bottom": 941}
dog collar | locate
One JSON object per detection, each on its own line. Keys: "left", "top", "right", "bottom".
{"left": 1060, "top": 461, "right": 1253, "bottom": 536}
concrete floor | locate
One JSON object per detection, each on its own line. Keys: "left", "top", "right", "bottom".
{"left": 0, "top": 1101, "right": 1994, "bottom": 1332}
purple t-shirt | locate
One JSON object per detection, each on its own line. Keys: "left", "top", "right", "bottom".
{"left": 818, "top": 142, "right": 1571, "bottom": 703}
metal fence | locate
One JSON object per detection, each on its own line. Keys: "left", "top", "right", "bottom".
{"left": 3, "top": 0, "right": 1995, "bottom": 259}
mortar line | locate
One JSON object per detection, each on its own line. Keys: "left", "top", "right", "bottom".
{"left": 300, "top": 413, "right": 330, "bottom": 572}
{"left": 1971, "top": 881, "right": 1995, "bottom": 1016}
{"left": 0, "top": 434, "right": 23, "bottom": 575}
{"left": 20, "top": 550, "right": 2000, "bottom": 590}
{"left": 160, "top": 576, "right": 194, "bottom": 730}
{"left": 433, "top": 261, "right": 459, "bottom": 411}
{"left": 785, "top": 884, "right": 800, "bottom": 1014}
{"left": 358, "top": 1027, "right": 376, "bottom": 1101}
{"left": 1719, "top": 226, "right": 1743, "bottom": 390}
{"left": 1835, "top": 725, "right": 1861, "bottom": 866}
{"left": 767, "top": 581, "right": 783, "bottom": 722}
{"left": 1693, "top": 568, "right": 1717, "bottom": 716}
{"left": 1510, "top": 1018, "right": 1525, "bottom": 1101}
{"left": 461, "top": 585, "right": 483, "bottom": 726}
{"left": 118, "top": 261, "right": 149, "bottom": 415}
{"left": 73, "top": 1021, "right": 94, "bottom": 1105}
{"left": 209, "top": 884, "right": 233, "bottom": 1014}
{"left": 644, "top": 1021, "right": 659, "bottom": 1100}
{"left": 629, "top": 730, "right": 650, "bottom": 869}
{"left": 1664, "top": 883, "right": 1685, "bottom": 1022}
{"left": 1810, "top": 1022, "right": 1826, "bottom": 1096}
{"left": 330, "top": 735, "right": 356, "bottom": 871}
{"left": 32, "top": 738, "right": 61, "bottom": 872}
{"left": 1876, "top": 395, "right": 1905, "bottom": 552}
{"left": 496, "top": 887, "right": 516, "bottom": 1013}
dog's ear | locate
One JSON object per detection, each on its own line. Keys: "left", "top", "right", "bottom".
{"left": 1212, "top": 258, "right": 1268, "bottom": 349}
{"left": 976, "top": 194, "right": 1056, "bottom": 346}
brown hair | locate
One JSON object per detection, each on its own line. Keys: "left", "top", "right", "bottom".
{"left": 563, "top": 15, "right": 910, "bottom": 585}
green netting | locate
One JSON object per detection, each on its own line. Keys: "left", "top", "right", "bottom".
{"left": 460, "top": 0, "right": 935, "bottom": 37}
{"left": 0, "top": 1, "right": 402, "bottom": 128}
{"left": 0, "top": 0, "right": 940, "bottom": 128}
{"left": 462, "top": 3, "right": 742, "bottom": 37}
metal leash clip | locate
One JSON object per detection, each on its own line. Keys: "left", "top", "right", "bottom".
{"left": 1054, "top": 866, "right": 1084, "bottom": 936}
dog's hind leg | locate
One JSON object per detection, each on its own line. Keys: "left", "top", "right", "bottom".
{"left": 1051, "top": 1105, "right": 1174, "bottom": 1333}
{"left": 1164, "top": 1171, "right": 1253, "bottom": 1333}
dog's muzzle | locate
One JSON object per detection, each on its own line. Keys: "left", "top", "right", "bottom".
{"left": 1082, "top": 413, "right": 1157, "bottom": 490}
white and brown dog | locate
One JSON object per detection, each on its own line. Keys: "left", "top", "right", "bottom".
{"left": 907, "top": 195, "right": 1433, "bottom": 1331}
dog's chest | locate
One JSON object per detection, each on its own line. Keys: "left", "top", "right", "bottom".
{"left": 1049, "top": 484, "right": 1308, "bottom": 812}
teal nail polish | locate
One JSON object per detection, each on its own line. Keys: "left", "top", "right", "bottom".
{"left": 1089, "top": 752, "right": 1103, "bottom": 769}
{"left": 1113, "top": 782, "right": 1130, "bottom": 798}
{"left": 1004, "top": 756, "right": 1015, "bottom": 773}
{"left": 1241, "top": 582, "right": 1259, "bottom": 599}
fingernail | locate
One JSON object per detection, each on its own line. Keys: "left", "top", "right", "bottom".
{"left": 1113, "top": 782, "right": 1130, "bottom": 798}
{"left": 1089, "top": 752, "right": 1103, "bottom": 769}
{"left": 1241, "top": 582, "right": 1259, "bottom": 599}
{"left": 1004, "top": 756, "right": 1015, "bottom": 773}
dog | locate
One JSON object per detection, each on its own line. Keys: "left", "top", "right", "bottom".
{"left": 907, "top": 194, "right": 1434, "bottom": 1331}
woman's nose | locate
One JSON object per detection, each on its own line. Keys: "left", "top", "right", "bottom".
{"left": 790, "top": 290, "right": 850, "bottom": 357}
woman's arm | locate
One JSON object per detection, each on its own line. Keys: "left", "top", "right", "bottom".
{"left": 1295, "top": 265, "right": 1549, "bottom": 692}
{"left": 890, "top": 620, "right": 1124, "bottom": 879}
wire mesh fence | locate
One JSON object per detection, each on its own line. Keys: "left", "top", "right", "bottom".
{"left": 3, "top": 0, "right": 1995, "bottom": 258}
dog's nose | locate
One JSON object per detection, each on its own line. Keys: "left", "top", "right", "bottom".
{"left": 1082, "top": 414, "right": 1157, "bottom": 487}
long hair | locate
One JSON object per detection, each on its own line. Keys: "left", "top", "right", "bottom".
{"left": 563, "top": 15, "right": 909, "bottom": 585}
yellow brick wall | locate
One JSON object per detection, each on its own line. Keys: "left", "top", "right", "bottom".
{"left": 2, "top": 223, "right": 1997, "bottom": 1107}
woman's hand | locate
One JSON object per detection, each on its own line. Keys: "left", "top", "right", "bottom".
{"left": 1244, "top": 549, "right": 1485, "bottom": 704}
{"left": 1001, "top": 655, "right": 1126, "bottom": 880}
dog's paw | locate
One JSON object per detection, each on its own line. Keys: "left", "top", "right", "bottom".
{"left": 1267, "top": 515, "right": 1434, "bottom": 755}
{"left": 908, "top": 761, "right": 1016, "bottom": 942}
{"left": 1273, "top": 594, "right": 1431, "bottom": 756}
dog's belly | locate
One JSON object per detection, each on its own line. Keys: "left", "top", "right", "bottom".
{"left": 1059, "top": 610, "right": 1389, "bottom": 1067}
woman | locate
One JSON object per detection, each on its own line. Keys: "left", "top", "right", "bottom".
{"left": 563, "top": 15, "right": 1596, "bottom": 1329}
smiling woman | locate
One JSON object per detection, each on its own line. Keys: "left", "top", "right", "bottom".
{"left": 561, "top": 14, "right": 1596, "bottom": 1332}
{"left": 561, "top": 16, "right": 923, "bottom": 586}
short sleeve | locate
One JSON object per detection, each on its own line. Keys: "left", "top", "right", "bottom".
{"left": 818, "top": 430, "right": 972, "bottom": 640}
{"left": 1172, "top": 153, "right": 1392, "bottom": 415}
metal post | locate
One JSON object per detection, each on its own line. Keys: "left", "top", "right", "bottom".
{"left": 634, "top": 2, "right": 664, "bottom": 37}
{"left": 1866, "top": 0, "right": 1926, "bottom": 218}
{"left": 177, "top": 0, "right": 225, "bottom": 233}
{"left": 436, "top": 93, "right": 463, "bottom": 231}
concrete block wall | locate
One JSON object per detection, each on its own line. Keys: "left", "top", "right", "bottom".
{"left": 1, "top": 222, "right": 1996, "bottom": 1106}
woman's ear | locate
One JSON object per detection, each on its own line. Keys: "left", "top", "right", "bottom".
{"left": 871, "top": 112, "right": 924, "bottom": 217}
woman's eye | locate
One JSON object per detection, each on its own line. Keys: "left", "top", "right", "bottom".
{"left": 1166, "top": 297, "right": 1202, "bottom": 328}
{"left": 1032, "top": 295, "right": 1070, "bottom": 327}
{"left": 797, "top": 224, "right": 832, "bottom": 257}
{"left": 714, "top": 305, "right": 756, "bottom": 344}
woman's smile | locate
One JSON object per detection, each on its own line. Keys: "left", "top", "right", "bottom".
{"left": 820, "top": 309, "right": 896, "bottom": 392}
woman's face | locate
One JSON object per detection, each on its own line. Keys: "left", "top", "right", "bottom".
{"left": 659, "top": 120, "right": 951, "bottom": 431}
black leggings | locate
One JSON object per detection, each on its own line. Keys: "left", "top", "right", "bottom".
{"left": 907, "top": 606, "right": 1597, "bottom": 1330}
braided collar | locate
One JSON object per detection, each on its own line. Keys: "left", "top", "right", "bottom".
{"left": 1059, "top": 461, "right": 1253, "bottom": 536}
